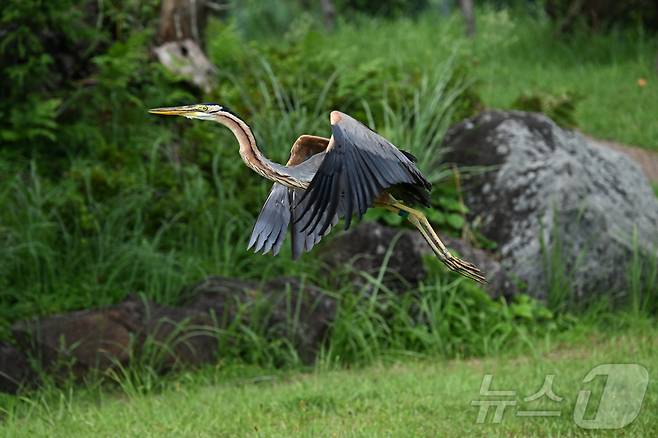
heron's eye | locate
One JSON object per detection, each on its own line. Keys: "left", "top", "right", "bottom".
{"left": 198, "top": 105, "right": 208, "bottom": 111}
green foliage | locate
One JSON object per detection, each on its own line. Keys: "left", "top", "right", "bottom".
{"left": 627, "top": 229, "right": 658, "bottom": 316}
{"left": 1, "top": 2, "right": 657, "bottom": 358}
{"left": 512, "top": 90, "right": 580, "bottom": 128}
{"left": 324, "top": 257, "right": 561, "bottom": 365}
{"left": 429, "top": 179, "right": 468, "bottom": 232}
{"left": 539, "top": 216, "right": 579, "bottom": 313}
{"left": 0, "top": 0, "right": 88, "bottom": 147}
{"left": 0, "top": 97, "right": 61, "bottom": 143}
{"left": 335, "top": 0, "right": 429, "bottom": 18}
{"left": 365, "top": 174, "right": 475, "bottom": 236}
{"left": 467, "top": 8, "right": 658, "bottom": 149}
{"left": 0, "top": 0, "right": 164, "bottom": 155}
{"left": 231, "top": 0, "right": 308, "bottom": 40}
{"left": 206, "top": 18, "right": 481, "bottom": 130}
{"left": 545, "top": 0, "right": 658, "bottom": 32}
{"left": 1, "top": 5, "right": 658, "bottom": 433}
{"left": 0, "top": 16, "right": 480, "bottom": 335}
{"left": 2, "top": 325, "right": 658, "bottom": 435}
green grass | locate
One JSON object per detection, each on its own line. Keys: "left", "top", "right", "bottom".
{"left": 486, "top": 65, "right": 657, "bottom": 149}
{"left": 2, "top": 321, "right": 656, "bottom": 436}
{"left": 471, "top": 11, "right": 658, "bottom": 149}
{"left": 296, "top": 9, "right": 658, "bottom": 148}
{"left": 2, "top": 7, "right": 658, "bottom": 436}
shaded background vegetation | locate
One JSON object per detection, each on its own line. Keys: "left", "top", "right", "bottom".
{"left": 1, "top": 0, "right": 657, "bottom": 353}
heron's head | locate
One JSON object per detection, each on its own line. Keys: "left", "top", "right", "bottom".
{"left": 148, "top": 103, "right": 233, "bottom": 121}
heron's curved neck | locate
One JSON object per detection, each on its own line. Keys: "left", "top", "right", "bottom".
{"left": 215, "top": 113, "right": 303, "bottom": 187}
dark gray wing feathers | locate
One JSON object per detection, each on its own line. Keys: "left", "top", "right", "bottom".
{"left": 247, "top": 183, "right": 291, "bottom": 256}
{"left": 249, "top": 112, "right": 430, "bottom": 259}
{"left": 297, "top": 114, "right": 431, "bottom": 235}
{"left": 249, "top": 184, "right": 341, "bottom": 259}
{"left": 290, "top": 189, "right": 340, "bottom": 259}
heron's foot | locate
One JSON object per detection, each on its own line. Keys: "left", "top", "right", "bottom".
{"left": 378, "top": 200, "right": 487, "bottom": 284}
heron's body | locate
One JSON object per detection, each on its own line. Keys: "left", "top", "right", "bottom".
{"left": 149, "top": 105, "right": 485, "bottom": 283}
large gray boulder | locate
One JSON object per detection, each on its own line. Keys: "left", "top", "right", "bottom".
{"left": 444, "top": 110, "right": 658, "bottom": 300}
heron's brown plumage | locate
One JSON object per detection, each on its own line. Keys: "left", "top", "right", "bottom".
{"left": 286, "top": 135, "right": 330, "bottom": 166}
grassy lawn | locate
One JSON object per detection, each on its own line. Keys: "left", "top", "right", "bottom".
{"left": 311, "top": 9, "right": 658, "bottom": 149}
{"left": 2, "top": 323, "right": 656, "bottom": 437}
{"left": 467, "top": 11, "right": 658, "bottom": 150}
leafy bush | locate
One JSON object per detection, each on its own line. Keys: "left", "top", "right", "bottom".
{"left": 512, "top": 90, "right": 580, "bottom": 128}
{"left": 324, "top": 257, "right": 561, "bottom": 365}
{"left": 335, "top": 0, "right": 429, "bottom": 18}
{"left": 0, "top": 0, "right": 165, "bottom": 158}
{"left": 481, "top": 0, "right": 658, "bottom": 31}
{"left": 544, "top": 0, "right": 658, "bottom": 32}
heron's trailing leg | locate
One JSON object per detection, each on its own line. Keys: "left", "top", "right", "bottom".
{"left": 377, "top": 199, "right": 487, "bottom": 284}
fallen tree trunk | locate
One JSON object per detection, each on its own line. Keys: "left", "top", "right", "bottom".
{"left": 157, "top": 0, "right": 207, "bottom": 45}
{"left": 459, "top": 0, "right": 476, "bottom": 37}
{"left": 321, "top": 0, "right": 336, "bottom": 30}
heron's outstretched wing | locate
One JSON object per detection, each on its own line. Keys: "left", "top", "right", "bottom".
{"left": 248, "top": 184, "right": 344, "bottom": 259}
{"left": 247, "top": 183, "right": 291, "bottom": 256}
{"left": 290, "top": 188, "right": 342, "bottom": 259}
{"left": 297, "top": 111, "right": 431, "bottom": 235}
{"left": 248, "top": 134, "right": 339, "bottom": 258}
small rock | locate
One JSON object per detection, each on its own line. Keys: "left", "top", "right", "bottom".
{"left": 0, "top": 341, "right": 36, "bottom": 394}
{"left": 182, "top": 276, "right": 336, "bottom": 364}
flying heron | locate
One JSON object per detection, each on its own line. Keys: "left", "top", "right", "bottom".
{"left": 149, "top": 104, "right": 485, "bottom": 283}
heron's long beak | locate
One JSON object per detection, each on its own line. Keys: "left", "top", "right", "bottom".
{"left": 148, "top": 106, "right": 192, "bottom": 116}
